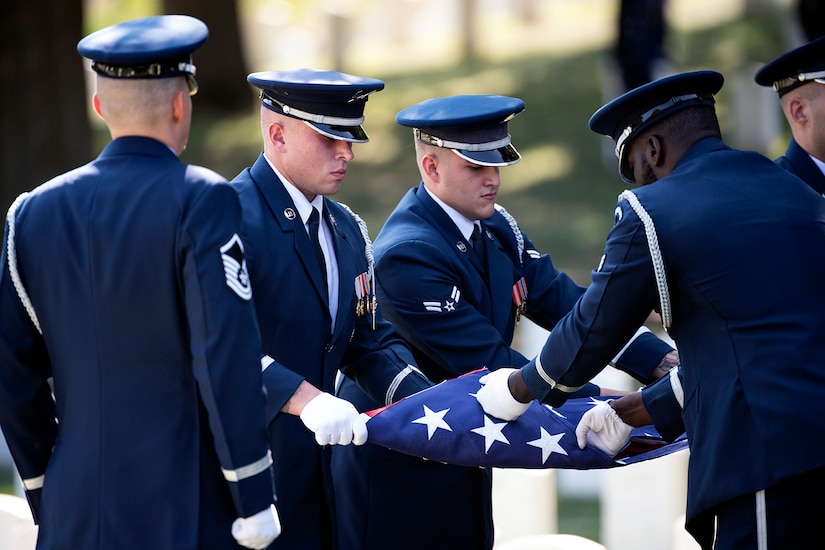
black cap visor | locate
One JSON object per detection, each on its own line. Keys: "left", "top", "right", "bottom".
{"left": 307, "top": 121, "right": 370, "bottom": 143}
{"left": 453, "top": 144, "right": 521, "bottom": 167}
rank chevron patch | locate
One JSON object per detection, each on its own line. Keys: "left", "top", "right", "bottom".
{"left": 220, "top": 233, "right": 252, "bottom": 301}
{"left": 422, "top": 286, "right": 461, "bottom": 313}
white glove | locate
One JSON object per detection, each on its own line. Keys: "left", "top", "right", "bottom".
{"left": 299, "top": 392, "right": 368, "bottom": 446}
{"left": 232, "top": 504, "right": 281, "bottom": 549}
{"left": 575, "top": 400, "right": 634, "bottom": 456}
{"left": 476, "top": 368, "right": 532, "bottom": 421}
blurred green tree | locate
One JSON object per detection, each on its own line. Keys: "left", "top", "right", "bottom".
{"left": 164, "top": 0, "right": 252, "bottom": 112}
{"left": 0, "top": 0, "right": 89, "bottom": 211}
{"left": 0, "top": 0, "right": 251, "bottom": 211}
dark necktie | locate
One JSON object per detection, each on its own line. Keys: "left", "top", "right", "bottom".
{"left": 307, "top": 207, "right": 328, "bottom": 282}
{"left": 471, "top": 222, "right": 486, "bottom": 265}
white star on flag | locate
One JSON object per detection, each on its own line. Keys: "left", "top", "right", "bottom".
{"left": 412, "top": 405, "right": 452, "bottom": 440}
{"left": 527, "top": 427, "right": 568, "bottom": 464}
{"left": 544, "top": 396, "right": 601, "bottom": 420}
{"left": 544, "top": 403, "right": 567, "bottom": 419}
{"left": 471, "top": 415, "right": 510, "bottom": 453}
{"left": 364, "top": 368, "right": 689, "bottom": 469}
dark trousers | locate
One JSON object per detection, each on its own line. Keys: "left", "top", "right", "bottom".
{"left": 689, "top": 465, "right": 825, "bottom": 549}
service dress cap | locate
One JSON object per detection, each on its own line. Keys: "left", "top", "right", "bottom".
{"left": 396, "top": 94, "right": 524, "bottom": 167}
{"left": 754, "top": 35, "right": 825, "bottom": 96}
{"left": 77, "top": 15, "right": 208, "bottom": 95}
{"left": 589, "top": 70, "right": 724, "bottom": 184}
{"left": 247, "top": 68, "right": 385, "bottom": 143}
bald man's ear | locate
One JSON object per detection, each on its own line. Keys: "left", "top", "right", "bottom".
{"left": 787, "top": 96, "right": 807, "bottom": 125}
{"left": 420, "top": 153, "right": 440, "bottom": 182}
{"left": 92, "top": 94, "right": 104, "bottom": 120}
{"left": 171, "top": 90, "right": 185, "bottom": 123}
{"left": 267, "top": 121, "right": 288, "bottom": 152}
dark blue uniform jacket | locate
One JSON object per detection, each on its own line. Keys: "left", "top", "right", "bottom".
{"left": 231, "top": 153, "right": 430, "bottom": 550}
{"left": 775, "top": 137, "right": 825, "bottom": 195}
{"left": 332, "top": 182, "right": 673, "bottom": 549}
{"left": 0, "top": 137, "right": 275, "bottom": 549}
{"left": 522, "top": 138, "right": 825, "bottom": 534}
{"left": 643, "top": 138, "right": 825, "bottom": 446}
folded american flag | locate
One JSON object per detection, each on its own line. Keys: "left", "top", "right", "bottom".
{"left": 365, "top": 368, "right": 688, "bottom": 469}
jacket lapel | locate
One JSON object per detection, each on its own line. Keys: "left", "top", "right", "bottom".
{"left": 412, "top": 184, "right": 483, "bottom": 273}
{"left": 249, "top": 154, "right": 329, "bottom": 306}
{"left": 323, "top": 200, "right": 355, "bottom": 338}
{"left": 483, "top": 223, "right": 518, "bottom": 334}
{"left": 786, "top": 139, "right": 825, "bottom": 196}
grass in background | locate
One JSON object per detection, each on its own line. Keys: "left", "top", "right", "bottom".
{"left": 171, "top": 7, "right": 790, "bottom": 281}
{"left": 0, "top": 467, "right": 16, "bottom": 495}
{"left": 558, "top": 496, "right": 601, "bottom": 542}
{"left": 36, "top": 6, "right": 791, "bottom": 542}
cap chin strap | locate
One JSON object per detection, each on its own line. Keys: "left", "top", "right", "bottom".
{"left": 92, "top": 60, "right": 198, "bottom": 94}
{"left": 614, "top": 93, "right": 714, "bottom": 160}
{"left": 260, "top": 92, "right": 364, "bottom": 126}
{"left": 414, "top": 128, "right": 511, "bottom": 152}
{"left": 771, "top": 69, "right": 825, "bottom": 92}
{"left": 91, "top": 60, "right": 196, "bottom": 79}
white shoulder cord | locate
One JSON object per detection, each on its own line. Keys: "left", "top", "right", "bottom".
{"left": 617, "top": 190, "right": 672, "bottom": 331}
{"left": 6, "top": 192, "right": 42, "bottom": 335}
{"left": 336, "top": 202, "right": 426, "bottom": 401}
{"left": 494, "top": 203, "right": 524, "bottom": 266}
{"left": 337, "top": 202, "right": 376, "bottom": 328}
{"left": 337, "top": 202, "right": 373, "bottom": 281}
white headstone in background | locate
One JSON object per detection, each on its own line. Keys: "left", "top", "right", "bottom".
{"left": 0, "top": 428, "right": 12, "bottom": 468}
{"left": 495, "top": 533, "right": 606, "bottom": 550}
{"left": 514, "top": 317, "right": 692, "bottom": 549}
{"left": 0, "top": 493, "right": 37, "bottom": 549}
{"left": 601, "top": 449, "right": 692, "bottom": 550}
{"left": 492, "top": 468, "right": 558, "bottom": 547}
{"left": 731, "top": 63, "right": 782, "bottom": 156}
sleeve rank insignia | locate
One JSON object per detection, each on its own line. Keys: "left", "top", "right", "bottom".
{"left": 220, "top": 233, "right": 252, "bottom": 301}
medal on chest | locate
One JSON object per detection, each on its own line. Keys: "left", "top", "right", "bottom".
{"left": 355, "top": 271, "right": 376, "bottom": 329}
{"left": 512, "top": 277, "right": 528, "bottom": 325}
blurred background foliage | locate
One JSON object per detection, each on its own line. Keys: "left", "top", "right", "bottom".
{"left": 3, "top": 0, "right": 797, "bottom": 280}
{"left": 0, "top": 1, "right": 805, "bottom": 539}
{"left": 165, "top": 0, "right": 794, "bottom": 281}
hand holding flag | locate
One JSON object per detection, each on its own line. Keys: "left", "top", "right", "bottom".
{"left": 363, "top": 368, "right": 687, "bottom": 469}
{"left": 476, "top": 367, "right": 531, "bottom": 421}
{"left": 575, "top": 400, "right": 634, "bottom": 456}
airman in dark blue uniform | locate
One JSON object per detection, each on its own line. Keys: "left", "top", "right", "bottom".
{"left": 478, "top": 70, "right": 825, "bottom": 549}
{"left": 0, "top": 16, "right": 280, "bottom": 549}
{"left": 230, "top": 69, "right": 432, "bottom": 550}
{"left": 331, "top": 94, "right": 678, "bottom": 549}
{"left": 622, "top": 34, "right": 825, "bottom": 455}
{"left": 756, "top": 35, "right": 825, "bottom": 195}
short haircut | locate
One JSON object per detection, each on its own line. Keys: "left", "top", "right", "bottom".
{"left": 640, "top": 104, "right": 721, "bottom": 144}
